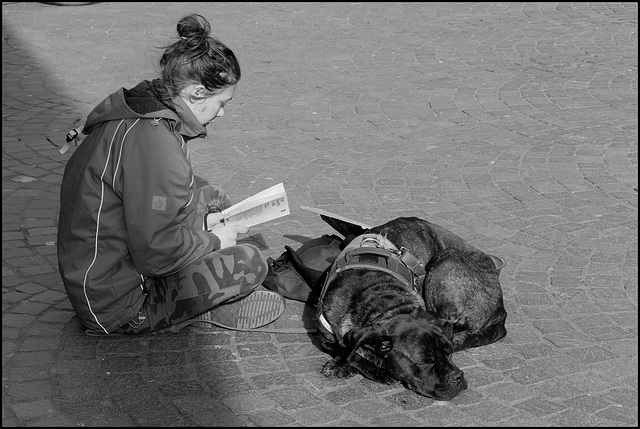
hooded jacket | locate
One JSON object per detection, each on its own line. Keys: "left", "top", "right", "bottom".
{"left": 57, "top": 79, "right": 221, "bottom": 334}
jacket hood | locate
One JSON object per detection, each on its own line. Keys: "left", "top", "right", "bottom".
{"left": 83, "top": 79, "right": 207, "bottom": 140}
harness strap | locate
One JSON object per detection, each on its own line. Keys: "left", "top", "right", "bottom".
{"left": 334, "top": 246, "right": 415, "bottom": 289}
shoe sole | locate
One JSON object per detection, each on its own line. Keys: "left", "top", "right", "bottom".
{"left": 193, "top": 290, "right": 286, "bottom": 330}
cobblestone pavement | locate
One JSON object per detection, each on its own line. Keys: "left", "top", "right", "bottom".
{"left": 2, "top": 2, "right": 637, "bottom": 427}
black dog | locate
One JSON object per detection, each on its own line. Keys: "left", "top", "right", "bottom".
{"left": 286, "top": 216, "right": 507, "bottom": 400}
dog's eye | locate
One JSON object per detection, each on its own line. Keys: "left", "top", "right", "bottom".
{"left": 440, "top": 341, "right": 453, "bottom": 355}
{"left": 436, "top": 337, "right": 454, "bottom": 354}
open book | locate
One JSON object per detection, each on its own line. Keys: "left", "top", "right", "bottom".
{"left": 206, "top": 183, "right": 290, "bottom": 229}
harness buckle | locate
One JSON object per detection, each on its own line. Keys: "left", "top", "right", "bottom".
{"left": 360, "top": 236, "right": 380, "bottom": 248}
{"left": 398, "top": 247, "right": 426, "bottom": 290}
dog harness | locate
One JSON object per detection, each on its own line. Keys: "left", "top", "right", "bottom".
{"left": 317, "top": 233, "right": 426, "bottom": 335}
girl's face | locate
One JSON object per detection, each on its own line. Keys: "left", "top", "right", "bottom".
{"left": 187, "top": 84, "right": 237, "bottom": 127}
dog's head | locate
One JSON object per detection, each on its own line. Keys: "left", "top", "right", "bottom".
{"left": 343, "top": 309, "right": 467, "bottom": 400}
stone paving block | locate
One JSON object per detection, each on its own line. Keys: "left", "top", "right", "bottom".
{"left": 240, "top": 355, "right": 287, "bottom": 374}
{"left": 11, "top": 399, "right": 60, "bottom": 421}
{"left": 280, "top": 342, "right": 327, "bottom": 359}
{"left": 598, "top": 388, "right": 639, "bottom": 409}
{"left": 193, "top": 331, "right": 232, "bottom": 346}
{"left": 549, "top": 407, "right": 617, "bottom": 427}
{"left": 111, "top": 390, "right": 164, "bottom": 415}
{"left": 368, "top": 413, "right": 423, "bottom": 427}
{"left": 103, "top": 372, "right": 146, "bottom": 394}
{"left": 172, "top": 395, "right": 250, "bottom": 427}
{"left": 285, "top": 355, "right": 328, "bottom": 375}
{"left": 2, "top": 292, "right": 32, "bottom": 306}
{"left": 596, "top": 406, "right": 638, "bottom": 426}
{"left": 264, "top": 385, "right": 323, "bottom": 411}
{"left": 513, "top": 396, "right": 568, "bottom": 417}
{"left": 8, "top": 380, "right": 52, "bottom": 402}
{"left": 563, "top": 393, "right": 611, "bottom": 413}
{"left": 223, "top": 391, "right": 278, "bottom": 414}
{"left": 249, "top": 370, "right": 298, "bottom": 390}
{"left": 289, "top": 403, "right": 351, "bottom": 425}
{"left": 19, "top": 336, "right": 61, "bottom": 352}
{"left": 236, "top": 342, "right": 280, "bottom": 358}
{"left": 7, "top": 351, "right": 53, "bottom": 368}
{"left": 462, "top": 399, "right": 527, "bottom": 422}
{"left": 383, "top": 389, "right": 436, "bottom": 411}
{"left": 321, "top": 386, "right": 368, "bottom": 406}
{"left": 100, "top": 355, "right": 145, "bottom": 374}
{"left": 157, "top": 380, "right": 207, "bottom": 397}
{"left": 147, "top": 351, "right": 187, "bottom": 367}
{"left": 37, "top": 309, "right": 75, "bottom": 323}
{"left": 97, "top": 339, "right": 145, "bottom": 355}
{"left": 463, "top": 365, "right": 507, "bottom": 388}
{"left": 11, "top": 301, "right": 49, "bottom": 316}
{"left": 194, "top": 361, "right": 242, "bottom": 379}
{"left": 58, "top": 378, "right": 109, "bottom": 404}
{"left": 533, "top": 372, "right": 620, "bottom": 399}
{"left": 145, "top": 365, "right": 193, "bottom": 384}
{"left": 206, "top": 375, "right": 254, "bottom": 397}
{"left": 477, "top": 380, "right": 538, "bottom": 403}
{"left": 54, "top": 358, "right": 101, "bottom": 376}
{"left": 563, "top": 345, "right": 618, "bottom": 365}
{"left": 59, "top": 401, "right": 134, "bottom": 427}
{"left": 127, "top": 405, "right": 191, "bottom": 427}
{"left": 14, "top": 283, "right": 47, "bottom": 295}
{"left": 188, "top": 347, "right": 236, "bottom": 364}
{"left": 246, "top": 408, "right": 296, "bottom": 426}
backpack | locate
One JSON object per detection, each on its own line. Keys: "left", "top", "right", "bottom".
{"left": 263, "top": 234, "right": 343, "bottom": 307}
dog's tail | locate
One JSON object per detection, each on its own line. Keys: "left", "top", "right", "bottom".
{"left": 284, "top": 245, "right": 328, "bottom": 291}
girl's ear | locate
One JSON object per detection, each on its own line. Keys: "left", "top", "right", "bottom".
{"left": 192, "top": 84, "right": 206, "bottom": 99}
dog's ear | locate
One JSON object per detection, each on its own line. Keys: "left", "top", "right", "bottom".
{"left": 344, "top": 325, "right": 393, "bottom": 356}
{"left": 440, "top": 319, "right": 455, "bottom": 341}
{"left": 343, "top": 327, "right": 395, "bottom": 384}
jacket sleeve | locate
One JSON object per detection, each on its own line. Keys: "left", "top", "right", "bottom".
{"left": 119, "top": 122, "right": 219, "bottom": 277}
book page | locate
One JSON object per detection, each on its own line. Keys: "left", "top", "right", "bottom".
{"left": 206, "top": 183, "right": 290, "bottom": 229}
{"left": 299, "top": 206, "right": 372, "bottom": 229}
{"left": 223, "top": 193, "right": 290, "bottom": 227}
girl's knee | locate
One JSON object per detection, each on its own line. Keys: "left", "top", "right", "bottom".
{"left": 233, "top": 243, "right": 268, "bottom": 271}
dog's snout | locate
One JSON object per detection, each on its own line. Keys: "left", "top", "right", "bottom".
{"left": 448, "top": 369, "right": 465, "bottom": 385}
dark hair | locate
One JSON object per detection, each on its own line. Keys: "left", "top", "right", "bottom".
{"left": 159, "top": 13, "right": 241, "bottom": 96}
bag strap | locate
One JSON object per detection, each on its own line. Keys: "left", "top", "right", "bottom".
{"left": 172, "top": 318, "right": 317, "bottom": 334}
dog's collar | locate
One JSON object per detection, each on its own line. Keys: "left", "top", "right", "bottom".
{"left": 317, "top": 234, "right": 426, "bottom": 337}
{"left": 318, "top": 313, "right": 333, "bottom": 334}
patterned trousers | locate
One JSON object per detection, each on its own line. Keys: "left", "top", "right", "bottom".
{"left": 117, "top": 185, "right": 268, "bottom": 334}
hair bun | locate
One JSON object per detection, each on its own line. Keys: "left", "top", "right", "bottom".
{"left": 177, "top": 13, "right": 211, "bottom": 43}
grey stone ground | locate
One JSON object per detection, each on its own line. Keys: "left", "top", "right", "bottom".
{"left": 2, "top": 2, "right": 637, "bottom": 427}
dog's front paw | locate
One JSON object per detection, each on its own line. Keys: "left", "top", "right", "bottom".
{"left": 321, "top": 357, "right": 359, "bottom": 378}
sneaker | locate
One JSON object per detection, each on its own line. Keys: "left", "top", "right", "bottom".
{"left": 192, "top": 290, "right": 286, "bottom": 330}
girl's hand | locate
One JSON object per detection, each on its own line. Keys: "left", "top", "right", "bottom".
{"left": 209, "top": 221, "right": 249, "bottom": 248}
